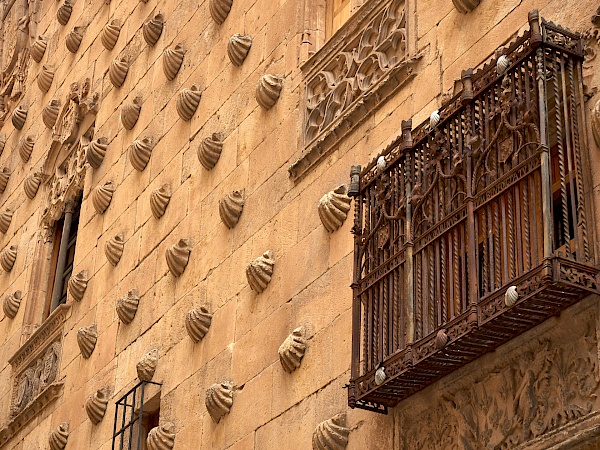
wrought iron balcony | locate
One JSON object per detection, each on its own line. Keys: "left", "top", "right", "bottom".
{"left": 348, "top": 11, "right": 600, "bottom": 414}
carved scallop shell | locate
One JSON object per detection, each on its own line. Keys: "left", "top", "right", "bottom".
{"left": 56, "top": 0, "right": 73, "bottom": 26}
{"left": 150, "top": 184, "right": 171, "bottom": 219}
{"left": 101, "top": 19, "right": 121, "bottom": 51}
{"left": 592, "top": 99, "right": 600, "bottom": 148}
{"left": 105, "top": 233, "right": 124, "bottom": 266}
{"left": 0, "top": 208, "right": 13, "bottom": 234}
{"left": 278, "top": 326, "right": 307, "bottom": 373}
{"left": 137, "top": 349, "right": 158, "bottom": 382}
{"left": 227, "top": 34, "right": 252, "bottom": 66}
{"left": 147, "top": 422, "right": 176, "bottom": 450}
{"left": 219, "top": 189, "right": 244, "bottom": 228}
{"left": 121, "top": 97, "right": 142, "bottom": 130}
{"left": 205, "top": 381, "right": 234, "bottom": 423}
{"left": 42, "top": 99, "right": 61, "bottom": 129}
{"left": 209, "top": 0, "right": 233, "bottom": 24}
{"left": 77, "top": 324, "right": 98, "bottom": 359}
{"left": 435, "top": 329, "right": 449, "bottom": 349}
{"left": 24, "top": 172, "right": 42, "bottom": 199}
{"left": 505, "top": 285, "right": 518, "bottom": 307}
{"left": 256, "top": 74, "right": 283, "bottom": 110}
{"left": 0, "top": 134, "right": 5, "bottom": 157}
{"left": 12, "top": 104, "right": 28, "bottom": 130}
{"left": 31, "top": 35, "right": 48, "bottom": 63}
{"left": 312, "top": 413, "right": 350, "bottom": 450}
{"left": 374, "top": 366, "right": 386, "bottom": 386}
{"left": 0, "top": 245, "right": 17, "bottom": 272}
{"left": 85, "top": 388, "right": 109, "bottom": 425}
{"left": 67, "top": 270, "right": 88, "bottom": 302}
{"left": 18, "top": 135, "right": 35, "bottom": 163}
{"left": 86, "top": 137, "right": 108, "bottom": 169}
{"left": 318, "top": 186, "right": 352, "bottom": 232}
{"left": 165, "top": 238, "right": 192, "bottom": 277}
{"left": 176, "top": 84, "right": 202, "bottom": 121}
{"left": 246, "top": 250, "right": 274, "bottom": 293}
{"left": 92, "top": 181, "right": 114, "bottom": 214}
{"left": 0, "top": 167, "right": 10, "bottom": 193}
{"left": 163, "top": 44, "right": 184, "bottom": 80}
{"left": 116, "top": 289, "right": 140, "bottom": 324}
{"left": 429, "top": 109, "right": 440, "bottom": 129}
{"left": 496, "top": 55, "right": 510, "bottom": 75}
{"left": 197, "top": 132, "right": 223, "bottom": 170}
{"left": 185, "top": 306, "right": 212, "bottom": 342}
{"left": 109, "top": 57, "right": 129, "bottom": 88}
{"left": 3, "top": 290, "right": 22, "bottom": 319}
{"left": 452, "top": 0, "right": 480, "bottom": 14}
{"left": 143, "top": 14, "right": 164, "bottom": 46}
{"left": 130, "top": 137, "right": 154, "bottom": 171}
{"left": 49, "top": 422, "right": 69, "bottom": 450}
{"left": 38, "top": 64, "right": 55, "bottom": 92}
{"left": 66, "top": 27, "right": 84, "bottom": 53}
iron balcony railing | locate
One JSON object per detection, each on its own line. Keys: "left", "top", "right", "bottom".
{"left": 348, "top": 10, "right": 600, "bottom": 414}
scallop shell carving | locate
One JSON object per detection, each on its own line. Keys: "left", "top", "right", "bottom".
{"left": 150, "top": 184, "right": 171, "bottom": 219}
{"left": 197, "top": 132, "right": 223, "bottom": 170}
{"left": 105, "top": 233, "right": 124, "bottom": 266}
{"left": 24, "top": 172, "right": 42, "bottom": 199}
{"left": 3, "top": 291, "right": 22, "bottom": 319}
{"left": 38, "top": 64, "right": 55, "bottom": 92}
{"left": 374, "top": 366, "right": 386, "bottom": 386}
{"left": 109, "top": 57, "right": 129, "bottom": 88}
{"left": 92, "top": 181, "right": 114, "bottom": 214}
{"left": 67, "top": 270, "right": 88, "bottom": 302}
{"left": 137, "top": 349, "right": 158, "bottom": 382}
{"left": 256, "top": 74, "right": 283, "bottom": 110}
{"left": 0, "top": 245, "right": 17, "bottom": 272}
{"left": 147, "top": 422, "right": 176, "bottom": 450}
{"left": 312, "top": 413, "right": 350, "bottom": 450}
{"left": 31, "top": 35, "right": 48, "bottom": 63}
{"left": 429, "top": 109, "right": 440, "bottom": 129}
{"left": 42, "top": 99, "right": 61, "bottom": 129}
{"left": 49, "top": 422, "right": 69, "bottom": 450}
{"left": 121, "top": 97, "right": 142, "bottom": 130}
{"left": 85, "top": 388, "right": 109, "bottom": 425}
{"left": 165, "top": 238, "right": 192, "bottom": 277}
{"left": 116, "top": 289, "right": 140, "bottom": 324}
{"left": 18, "top": 135, "right": 35, "bottom": 163}
{"left": 101, "top": 19, "right": 121, "bottom": 51}
{"left": 452, "top": 0, "right": 481, "bottom": 14}
{"left": 205, "top": 381, "right": 234, "bottom": 423}
{"left": 143, "top": 14, "right": 164, "bottom": 46}
{"left": 278, "top": 326, "right": 307, "bottom": 373}
{"left": 592, "top": 99, "right": 600, "bottom": 148}
{"left": 130, "top": 137, "right": 154, "bottom": 171}
{"left": 505, "top": 285, "right": 518, "bottom": 307}
{"left": 56, "top": 0, "right": 73, "bottom": 26}
{"left": 496, "top": 55, "right": 510, "bottom": 75}
{"left": 209, "top": 0, "right": 233, "bottom": 25}
{"left": 435, "top": 329, "right": 449, "bottom": 349}
{"left": 0, "top": 135, "right": 5, "bottom": 157}
{"left": 12, "top": 104, "right": 28, "bottom": 130}
{"left": 318, "top": 186, "right": 352, "bottom": 232}
{"left": 185, "top": 306, "right": 212, "bottom": 342}
{"left": 77, "top": 324, "right": 98, "bottom": 359}
{"left": 66, "top": 27, "right": 84, "bottom": 53}
{"left": 86, "top": 137, "right": 108, "bottom": 169}
{"left": 227, "top": 34, "right": 252, "bottom": 66}
{"left": 246, "top": 250, "right": 274, "bottom": 293}
{"left": 176, "top": 84, "right": 201, "bottom": 121}
{"left": 163, "top": 44, "right": 184, "bottom": 80}
{"left": 219, "top": 189, "right": 244, "bottom": 228}
{"left": 0, "top": 168, "right": 10, "bottom": 193}
{"left": 0, "top": 208, "right": 13, "bottom": 234}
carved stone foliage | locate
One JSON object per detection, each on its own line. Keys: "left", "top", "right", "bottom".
{"left": 185, "top": 306, "right": 212, "bottom": 342}
{"left": 163, "top": 44, "right": 185, "bottom": 80}
{"left": 85, "top": 387, "right": 109, "bottom": 424}
{"left": 24, "top": 172, "right": 42, "bottom": 199}
{"left": 3, "top": 290, "right": 22, "bottom": 319}
{"left": 312, "top": 413, "right": 350, "bottom": 450}
{"left": 219, "top": 189, "right": 244, "bottom": 228}
{"left": 143, "top": 14, "right": 164, "bottom": 46}
{"left": 129, "top": 136, "right": 154, "bottom": 171}
{"left": 452, "top": 0, "right": 480, "bottom": 14}
{"left": 209, "top": 0, "right": 233, "bottom": 24}
{"left": 77, "top": 324, "right": 98, "bottom": 359}
{"left": 121, "top": 96, "right": 142, "bottom": 130}
{"left": 176, "top": 84, "right": 202, "bottom": 121}
{"left": 92, "top": 181, "right": 114, "bottom": 214}
{"left": 150, "top": 184, "right": 171, "bottom": 219}
{"left": 205, "top": 382, "right": 234, "bottom": 423}
{"left": 256, "top": 74, "right": 282, "bottom": 110}
{"left": 66, "top": 26, "right": 85, "bottom": 53}
{"left": 116, "top": 289, "right": 140, "bottom": 324}
{"left": 105, "top": 233, "right": 124, "bottom": 266}
{"left": 166, "top": 239, "right": 192, "bottom": 277}
{"left": 67, "top": 269, "right": 88, "bottom": 301}
{"left": 198, "top": 132, "right": 224, "bottom": 170}
{"left": 38, "top": 64, "right": 55, "bottom": 92}
{"left": 0, "top": 244, "right": 17, "bottom": 272}
{"left": 318, "top": 186, "right": 352, "bottom": 232}
{"left": 227, "top": 34, "right": 252, "bottom": 66}
{"left": 49, "top": 422, "right": 69, "bottom": 450}
{"left": 147, "top": 422, "right": 176, "bottom": 450}
{"left": 137, "top": 349, "right": 158, "bottom": 382}
{"left": 279, "top": 326, "right": 307, "bottom": 373}
{"left": 0, "top": 207, "right": 14, "bottom": 233}
{"left": 101, "top": 19, "right": 121, "bottom": 50}
{"left": 109, "top": 57, "right": 129, "bottom": 88}
{"left": 246, "top": 250, "right": 274, "bottom": 293}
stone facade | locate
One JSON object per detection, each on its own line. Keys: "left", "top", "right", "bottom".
{"left": 0, "top": 0, "right": 598, "bottom": 449}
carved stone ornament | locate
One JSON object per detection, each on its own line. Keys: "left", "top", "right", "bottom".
{"left": 592, "top": 98, "right": 600, "bottom": 147}
{"left": 256, "top": 74, "right": 283, "bottom": 110}
{"left": 92, "top": 181, "right": 114, "bottom": 214}
{"left": 452, "top": 0, "right": 480, "bottom": 14}
{"left": 278, "top": 326, "right": 307, "bottom": 373}
{"left": 137, "top": 349, "right": 158, "bottom": 382}
{"left": 205, "top": 381, "right": 234, "bottom": 423}
{"left": 24, "top": 172, "right": 42, "bottom": 199}
{"left": 197, "top": 132, "right": 224, "bottom": 170}
{"left": 67, "top": 270, "right": 88, "bottom": 302}
{"left": 85, "top": 387, "right": 109, "bottom": 425}
{"left": 219, "top": 189, "right": 245, "bottom": 228}
{"left": 121, "top": 96, "right": 142, "bottom": 130}
{"left": 318, "top": 186, "right": 352, "bottom": 232}
{"left": 176, "top": 84, "right": 202, "bottom": 121}
{"left": 56, "top": 0, "right": 73, "bottom": 26}
{"left": 42, "top": 100, "right": 61, "bottom": 129}
{"left": 147, "top": 422, "right": 176, "bottom": 450}
{"left": 163, "top": 44, "right": 185, "bottom": 80}
{"left": 0, "top": 245, "right": 17, "bottom": 272}
{"left": 209, "top": 0, "right": 233, "bottom": 24}
{"left": 101, "top": 19, "right": 121, "bottom": 51}
{"left": 150, "top": 184, "right": 171, "bottom": 219}
{"left": 505, "top": 285, "right": 518, "bottom": 307}
{"left": 49, "top": 422, "right": 69, "bottom": 450}
{"left": 12, "top": 104, "right": 27, "bottom": 130}
{"left": 165, "top": 238, "right": 192, "bottom": 277}
{"left": 0, "top": 135, "right": 5, "bottom": 157}
{"left": 105, "top": 233, "right": 125, "bottom": 266}
{"left": 185, "top": 306, "right": 212, "bottom": 342}
{"left": 129, "top": 136, "right": 155, "bottom": 171}
{"left": 312, "top": 413, "right": 350, "bottom": 450}
{"left": 31, "top": 35, "right": 48, "bottom": 63}
{"left": 38, "top": 64, "right": 55, "bottom": 93}
{"left": 143, "top": 14, "right": 164, "bottom": 46}
{"left": 109, "top": 57, "right": 129, "bottom": 88}
{"left": 246, "top": 250, "right": 275, "bottom": 293}
{"left": 0, "top": 167, "right": 10, "bottom": 193}
{"left": 77, "top": 324, "right": 98, "bottom": 359}
{"left": 18, "top": 135, "right": 34, "bottom": 163}
{"left": 3, "top": 290, "right": 22, "bottom": 319}
{"left": 116, "top": 289, "right": 140, "bottom": 324}
{"left": 0, "top": 208, "right": 14, "bottom": 233}
{"left": 66, "top": 27, "right": 85, "bottom": 53}
{"left": 86, "top": 136, "right": 108, "bottom": 169}
{"left": 227, "top": 34, "right": 252, "bottom": 66}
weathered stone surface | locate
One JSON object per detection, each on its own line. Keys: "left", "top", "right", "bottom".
{"left": 109, "top": 57, "right": 129, "bottom": 88}
{"left": 85, "top": 388, "right": 109, "bottom": 424}
{"left": 105, "top": 233, "right": 125, "bottom": 266}
{"left": 18, "top": 135, "right": 35, "bottom": 163}
{"left": 49, "top": 422, "right": 69, "bottom": 450}
{"left": 129, "top": 137, "right": 155, "bottom": 171}
{"left": 176, "top": 84, "right": 201, "bottom": 121}
{"left": 77, "top": 324, "right": 98, "bottom": 359}
{"left": 197, "top": 132, "right": 223, "bottom": 170}
{"left": 42, "top": 100, "right": 60, "bottom": 129}
{"left": 121, "top": 96, "right": 142, "bottom": 130}
{"left": 101, "top": 19, "right": 121, "bottom": 50}
{"left": 163, "top": 44, "right": 185, "bottom": 80}
{"left": 185, "top": 306, "right": 212, "bottom": 342}
{"left": 209, "top": 0, "right": 233, "bottom": 24}
{"left": 166, "top": 239, "right": 191, "bottom": 277}
{"left": 92, "top": 181, "right": 114, "bottom": 214}
{"left": 86, "top": 137, "right": 109, "bottom": 169}
{"left": 38, "top": 64, "right": 55, "bottom": 92}
{"left": 3, "top": 291, "right": 22, "bottom": 319}
{"left": 116, "top": 289, "right": 140, "bottom": 324}
{"left": 227, "top": 34, "right": 252, "bottom": 66}
{"left": 150, "top": 184, "right": 171, "bottom": 219}
{"left": 205, "top": 381, "right": 234, "bottom": 423}
{"left": 312, "top": 413, "right": 349, "bottom": 450}
{"left": 278, "top": 326, "right": 307, "bottom": 373}
{"left": 137, "top": 349, "right": 158, "bottom": 381}
{"left": 67, "top": 270, "right": 88, "bottom": 302}
{"left": 147, "top": 422, "right": 176, "bottom": 450}
{"left": 0, "top": 245, "right": 17, "bottom": 272}
{"left": 24, "top": 172, "right": 42, "bottom": 199}
{"left": 143, "top": 14, "right": 164, "bottom": 46}
{"left": 219, "top": 189, "right": 244, "bottom": 228}
{"left": 31, "top": 35, "right": 48, "bottom": 63}
{"left": 0, "top": 208, "right": 13, "bottom": 234}
{"left": 246, "top": 250, "right": 274, "bottom": 293}
{"left": 318, "top": 186, "right": 352, "bottom": 232}
{"left": 256, "top": 74, "right": 283, "bottom": 110}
